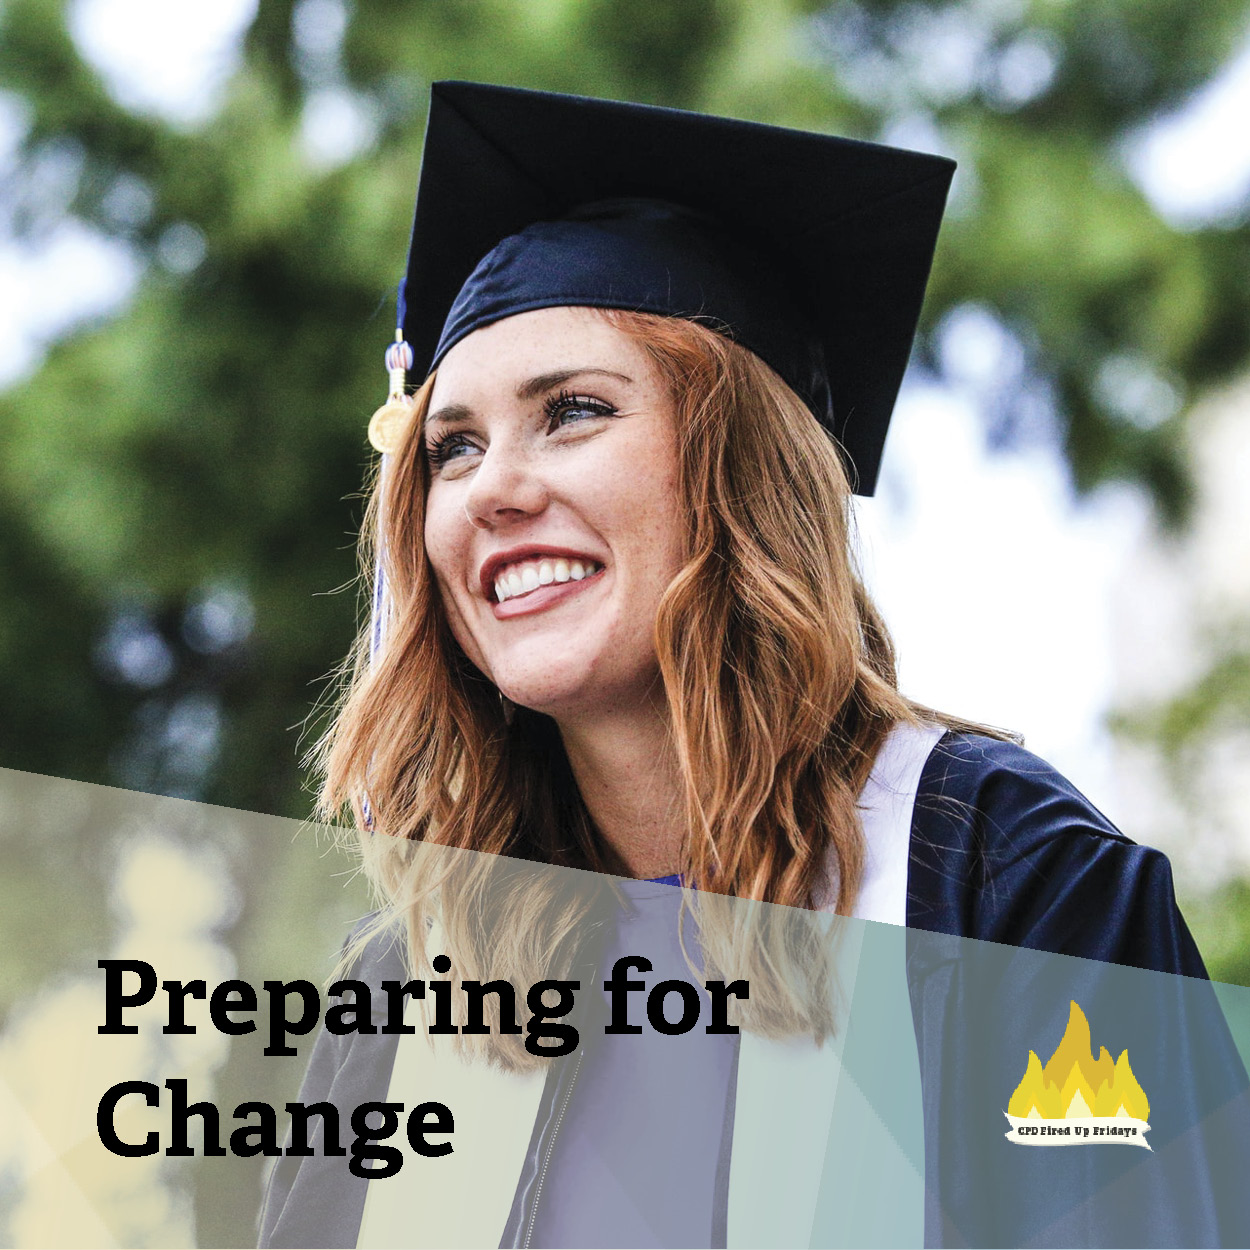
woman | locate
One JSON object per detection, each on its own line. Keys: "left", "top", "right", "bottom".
{"left": 260, "top": 83, "right": 1248, "bottom": 1248}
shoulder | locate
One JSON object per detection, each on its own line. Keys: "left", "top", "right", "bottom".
{"left": 906, "top": 731, "right": 1206, "bottom": 975}
{"left": 914, "top": 730, "right": 1131, "bottom": 854}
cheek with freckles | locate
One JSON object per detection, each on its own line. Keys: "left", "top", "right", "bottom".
{"left": 436, "top": 575, "right": 484, "bottom": 676}
{"left": 424, "top": 504, "right": 491, "bottom": 678}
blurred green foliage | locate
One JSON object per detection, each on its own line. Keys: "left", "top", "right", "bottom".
{"left": 2, "top": 0, "right": 1250, "bottom": 1241}
{"left": 1193, "top": 879, "right": 1250, "bottom": 988}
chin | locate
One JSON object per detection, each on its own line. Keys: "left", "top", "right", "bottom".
{"left": 494, "top": 675, "right": 598, "bottom": 721}
{"left": 490, "top": 656, "right": 657, "bottom": 725}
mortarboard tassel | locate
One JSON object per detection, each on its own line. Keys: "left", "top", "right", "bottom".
{"left": 367, "top": 328, "right": 416, "bottom": 454}
{"left": 362, "top": 288, "right": 412, "bottom": 831}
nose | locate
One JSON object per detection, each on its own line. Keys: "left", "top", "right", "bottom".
{"left": 461, "top": 442, "right": 550, "bottom": 529}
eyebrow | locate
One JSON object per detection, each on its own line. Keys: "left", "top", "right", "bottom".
{"left": 424, "top": 366, "right": 634, "bottom": 428}
{"left": 516, "top": 366, "right": 633, "bottom": 400}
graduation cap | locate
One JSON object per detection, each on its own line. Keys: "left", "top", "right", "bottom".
{"left": 372, "top": 81, "right": 956, "bottom": 496}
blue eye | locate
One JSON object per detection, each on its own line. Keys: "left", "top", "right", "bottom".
{"left": 425, "top": 431, "right": 479, "bottom": 468}
{"left": 544, "top": 390, "right": 617, "bottom": 429}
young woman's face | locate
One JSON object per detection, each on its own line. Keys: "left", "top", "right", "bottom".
{"left": 422, "top": 306, "right": 687, "bottom": 723}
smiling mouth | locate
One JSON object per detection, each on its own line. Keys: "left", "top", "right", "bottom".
{"left": 492, "top": 556, "right": 604, "bottom": 604}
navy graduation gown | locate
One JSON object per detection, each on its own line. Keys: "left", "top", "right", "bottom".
{"left": 907, "top": 732, "right": 1207, "bottom": 972}
{"left": 906, "top": 733, "right": 1250, "bottom": 1247}
{"left": 258, "top": 731, "right": 1250, "bottom": 1247}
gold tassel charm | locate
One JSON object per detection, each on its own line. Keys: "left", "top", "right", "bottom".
{"left": 367, "top": 330, "right": 416, "bottom": 454}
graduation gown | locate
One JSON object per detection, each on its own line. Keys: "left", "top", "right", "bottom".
{"left": 258, "top": 728, "right": 1250, "bottom": 1248}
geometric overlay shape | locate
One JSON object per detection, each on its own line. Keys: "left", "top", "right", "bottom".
{"left": 3, "top": 766, "right": 1249, "bottom": 1247}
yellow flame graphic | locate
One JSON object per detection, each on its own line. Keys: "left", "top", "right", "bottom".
{"left": 1007, "top": 1001, "right": 1149, "bottom": 1120}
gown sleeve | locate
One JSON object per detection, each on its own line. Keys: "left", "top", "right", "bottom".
{"left": 257, "top": 923, "right": 405, "bottom": 1250}
{"left": 905, "top": 732, "right": 1250, "bottom": 1248}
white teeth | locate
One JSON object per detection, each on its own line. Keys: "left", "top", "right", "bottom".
{"left": 492, "top": 557, "right": 601, "bottom": 602}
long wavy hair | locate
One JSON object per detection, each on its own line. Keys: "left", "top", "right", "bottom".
{"left": 316, "top": 310, "right": 982, "bottom": 1068}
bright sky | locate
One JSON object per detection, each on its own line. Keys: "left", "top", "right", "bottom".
{"left": 855, "top": 382, "right": 1151, "bottom": 803}
{"left": 68, "top": 0, "right": 259, "bottom": 125}
{"left": 3, "top": 2, "right": 1250, "bottom": 822}
{"left": 1125, "top": 28, "right": 1250, "bottom": 227}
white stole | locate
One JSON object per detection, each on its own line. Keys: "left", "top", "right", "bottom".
{"left": 358, "top": 722, "right": 942, "bottom": 1248}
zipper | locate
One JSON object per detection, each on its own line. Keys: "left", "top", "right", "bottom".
{"left": 522, "top": 1046, "right": 586, "bottom": 1248}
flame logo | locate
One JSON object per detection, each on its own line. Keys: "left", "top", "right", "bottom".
{"left": 1008, "top": 1001, "right": 1149, "bottom": 1120}
{"left": 1004, "top": 1002, "right": 1152, "bottom": 1148}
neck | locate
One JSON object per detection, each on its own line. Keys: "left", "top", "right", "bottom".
{"left": 556, "top": 685, "right": 685, "bottom": 879}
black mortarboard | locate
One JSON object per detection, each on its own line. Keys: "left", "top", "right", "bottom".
{"left": 399, "top": 81, "right": 955, "bottom": 495}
